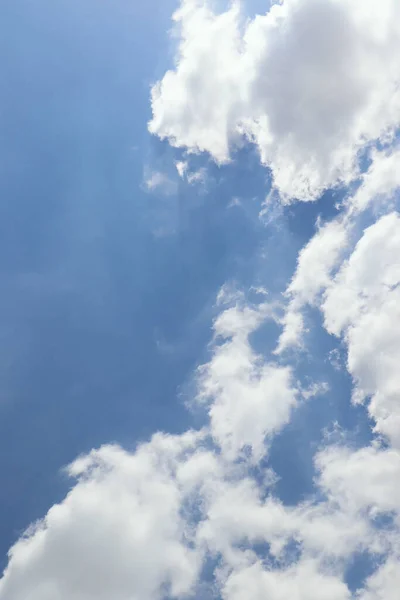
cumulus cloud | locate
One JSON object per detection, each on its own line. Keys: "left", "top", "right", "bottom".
{"left": 270, "top": 135, "right": 400, "bottom": 600}
{"left": 348, "top": 146, "right": 400, "bottom": 215}
{"left": 276, "top": 217, "right": 349, "bottom": 353}
{"left": 277, "top": 144, "right": 400, "bottom": 352}
{"left": 149, "top": 0, "right": 400, "bottom": 200}
{"left": 317, "top": 444, "right": 400, "bottom": 515}
{"left": 0, "top": 433, "right": 203, "bottom": 600}
{"left": 0, "top": 297, "right": 301, "bottom": 600}
{"left": 286, "top": 219, "right": 349, "bottom": 308}
{"left": 278, "top": 196, "right": 400, "bottom": 453}
{"left": 323, "top": 212, "right": 400, "bottom": 446}
{"left": 197, "top": 301, "right": 298, "bottom": 461}
{"left": 223, "top": 560, "right": 351, "bottom": 600}
{"left": 3, "top": 286, "right": 400, "bottom": 600}
{"left": 358, "top": 556, "right": 400, "bottom": 600}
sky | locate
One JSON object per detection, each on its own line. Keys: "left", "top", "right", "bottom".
{"left": 0, "top": 0, "right": 400, "bottom": 599}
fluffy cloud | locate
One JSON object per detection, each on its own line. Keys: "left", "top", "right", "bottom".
{"left": 358, "top": 556, "right": 400, "bottom": 600}
{"left": 276, "top": 217, "right": 349, "bottom": 352}
{"left": 1, "top": 294, "right": 400, "bottom": 600}
{"left": 322, "top": 212, "right": 400, "bottom": 446}
{"left": 277, "top": 144, "right": 400, "bottom": 352}
{"left": 348, "top": 146, "right": 400, "bottom": 215}
{"left": 279, "top": 205, "right": 400, "bottom": 451}
{"left": 286, "top": 219, "right": 349, "bottom": 307}
{"left": 316, "top": 444, "right": 400, "bottom": 600}
{"left": 197, "top": 301, "right": 298, "bottom": 461}
{"left": 0, "top": 298, "right": 301, "bottom": 600}
{"left": 0, "top": 433, "right": 203, "bottom": 600}
{"left": 149, "top": 0, "right": 400, "bottom": 200}
{"left": 317, "top": 444, "right": 400, "bottom": 515}
{"left": 271, "top": 148, "right": 400, "bottom": 599}
{"left": 222, "top": 560, "right": 351, "bottom": 600}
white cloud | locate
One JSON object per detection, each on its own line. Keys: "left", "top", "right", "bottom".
{"left": 348, "top": 146, "right": 400, "bottom": 215}
{"left": 149, "top": 1, "right": 245, "bottom": 165}
{"left": 286, "top": 219, "right": 350, "bottom": 307}
{"left": 0, "top": 297, "right": 300, "bottom": 600}
{"left": 314, "top": 444, "right": 400, "bottom": 599}
{"left": 1, "top": 293, "right": 400, "bottom": 600}
{"left": 270, "top": 195, "right": 400, "bottom": 597}
{"left": 149, "top": 0, "right": 400, "bottom": 200}
{"left": 323, "top": 212, "right": 400, "bottom": 446}
{"left": 194, "top": 440, "right": 394, "bottom": 599}
{"left": 323, "top": 212, "right": 400, "bottom": 335}
{"left": 317, "top": 444, "right": 400, "bottom": 516}
{"left": 197, "top": 463, "right": 371, "bottom": 565}
{"left": 0, "top": 433, "right": 203, "bottom": 600}
{"left": 144, "top": 169, "right": 177, "bottom": 195}
{"left": 277, "top": 144, "right": 400, "bottom": 352}
{"left": 358, "top": 555, "right": 400, "bottom": 600}
{"left": 278, "top": 210, "right": 400, "bottom": 446}
{"left": 197, "top": 301, "right": 298, "bottom": 461}
{"left": 276, "top": 217, "right": 349, "bottom": 352}
{"left": 222, "top": 560, "right": 351, "bottom": 600}
{"left": 275, "top": 309, "right": 305, "bottom": 354}
{"left": 175, "top": 160, "right": 188, "bottom": 179}
{"left": 175, "top": 160, "right": 207, "bottom": 185}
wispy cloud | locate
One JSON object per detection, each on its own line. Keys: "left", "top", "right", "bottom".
{"left": 143, "top": 169, "right": 178, "bottom": 195}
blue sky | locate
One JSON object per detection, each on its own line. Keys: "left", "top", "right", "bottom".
{"left": 1, "top": 0, "right": 182, "bottom": 553}
{"left": 0, "top": 0, "right": 275, "bottom": 559}
{"left": 1, "top": 1, "right": 400, "bottom": 599}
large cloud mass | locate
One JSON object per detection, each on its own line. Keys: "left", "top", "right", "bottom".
{"left": 149, "top": 0, "right": 400, "bottom": 200}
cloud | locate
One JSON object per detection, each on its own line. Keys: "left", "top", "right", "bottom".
{"left": 143, "top": 169, "right": 178, "bottom": 195}
{"left": 278, "top": 211, "right": 400, "bottom": 448}
{"left": 317, "top": 444, "right": 400, "bottom": 515}
{"left": 175, "top": 160, "right": 207, "bottom": 185}
{"left": 0, "top": 433, "right": 203, "bottom": 600}
{"left": 286, "top": 219, "right": 349, "bottom": 308}
{"left": 315, "top": 444, "right": 400, "bottom": 600}
{"left": 348, "top": 146, "right": 400, "bottom": 215}
{"left": 268, "top": 140, "right": 400, "bottom": 599}
{"left": 222, "top": 560, "right": 351, "bottom": 600}
{"left": 277, "top": 145, "right": 400, "bottom": 352}
{"left": 323, "top": 212, "right": 400, "bottom": 446}
{"left": 149, "top": 0, "right": 400, "bottom": 200}
{"left": 0, "top": 297, "right": 300, "bottom": 600}
{"left": 197, "top": 300, "right": 298, "bottom": 461}
{"left": 1, "top": 290, "right": 400, "bottom": 600}
{"left": 358, "top": 556, "right": 400, "bottom": 600}
{"left": 275, "top": 217, "right": 349, "bottom": 353}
